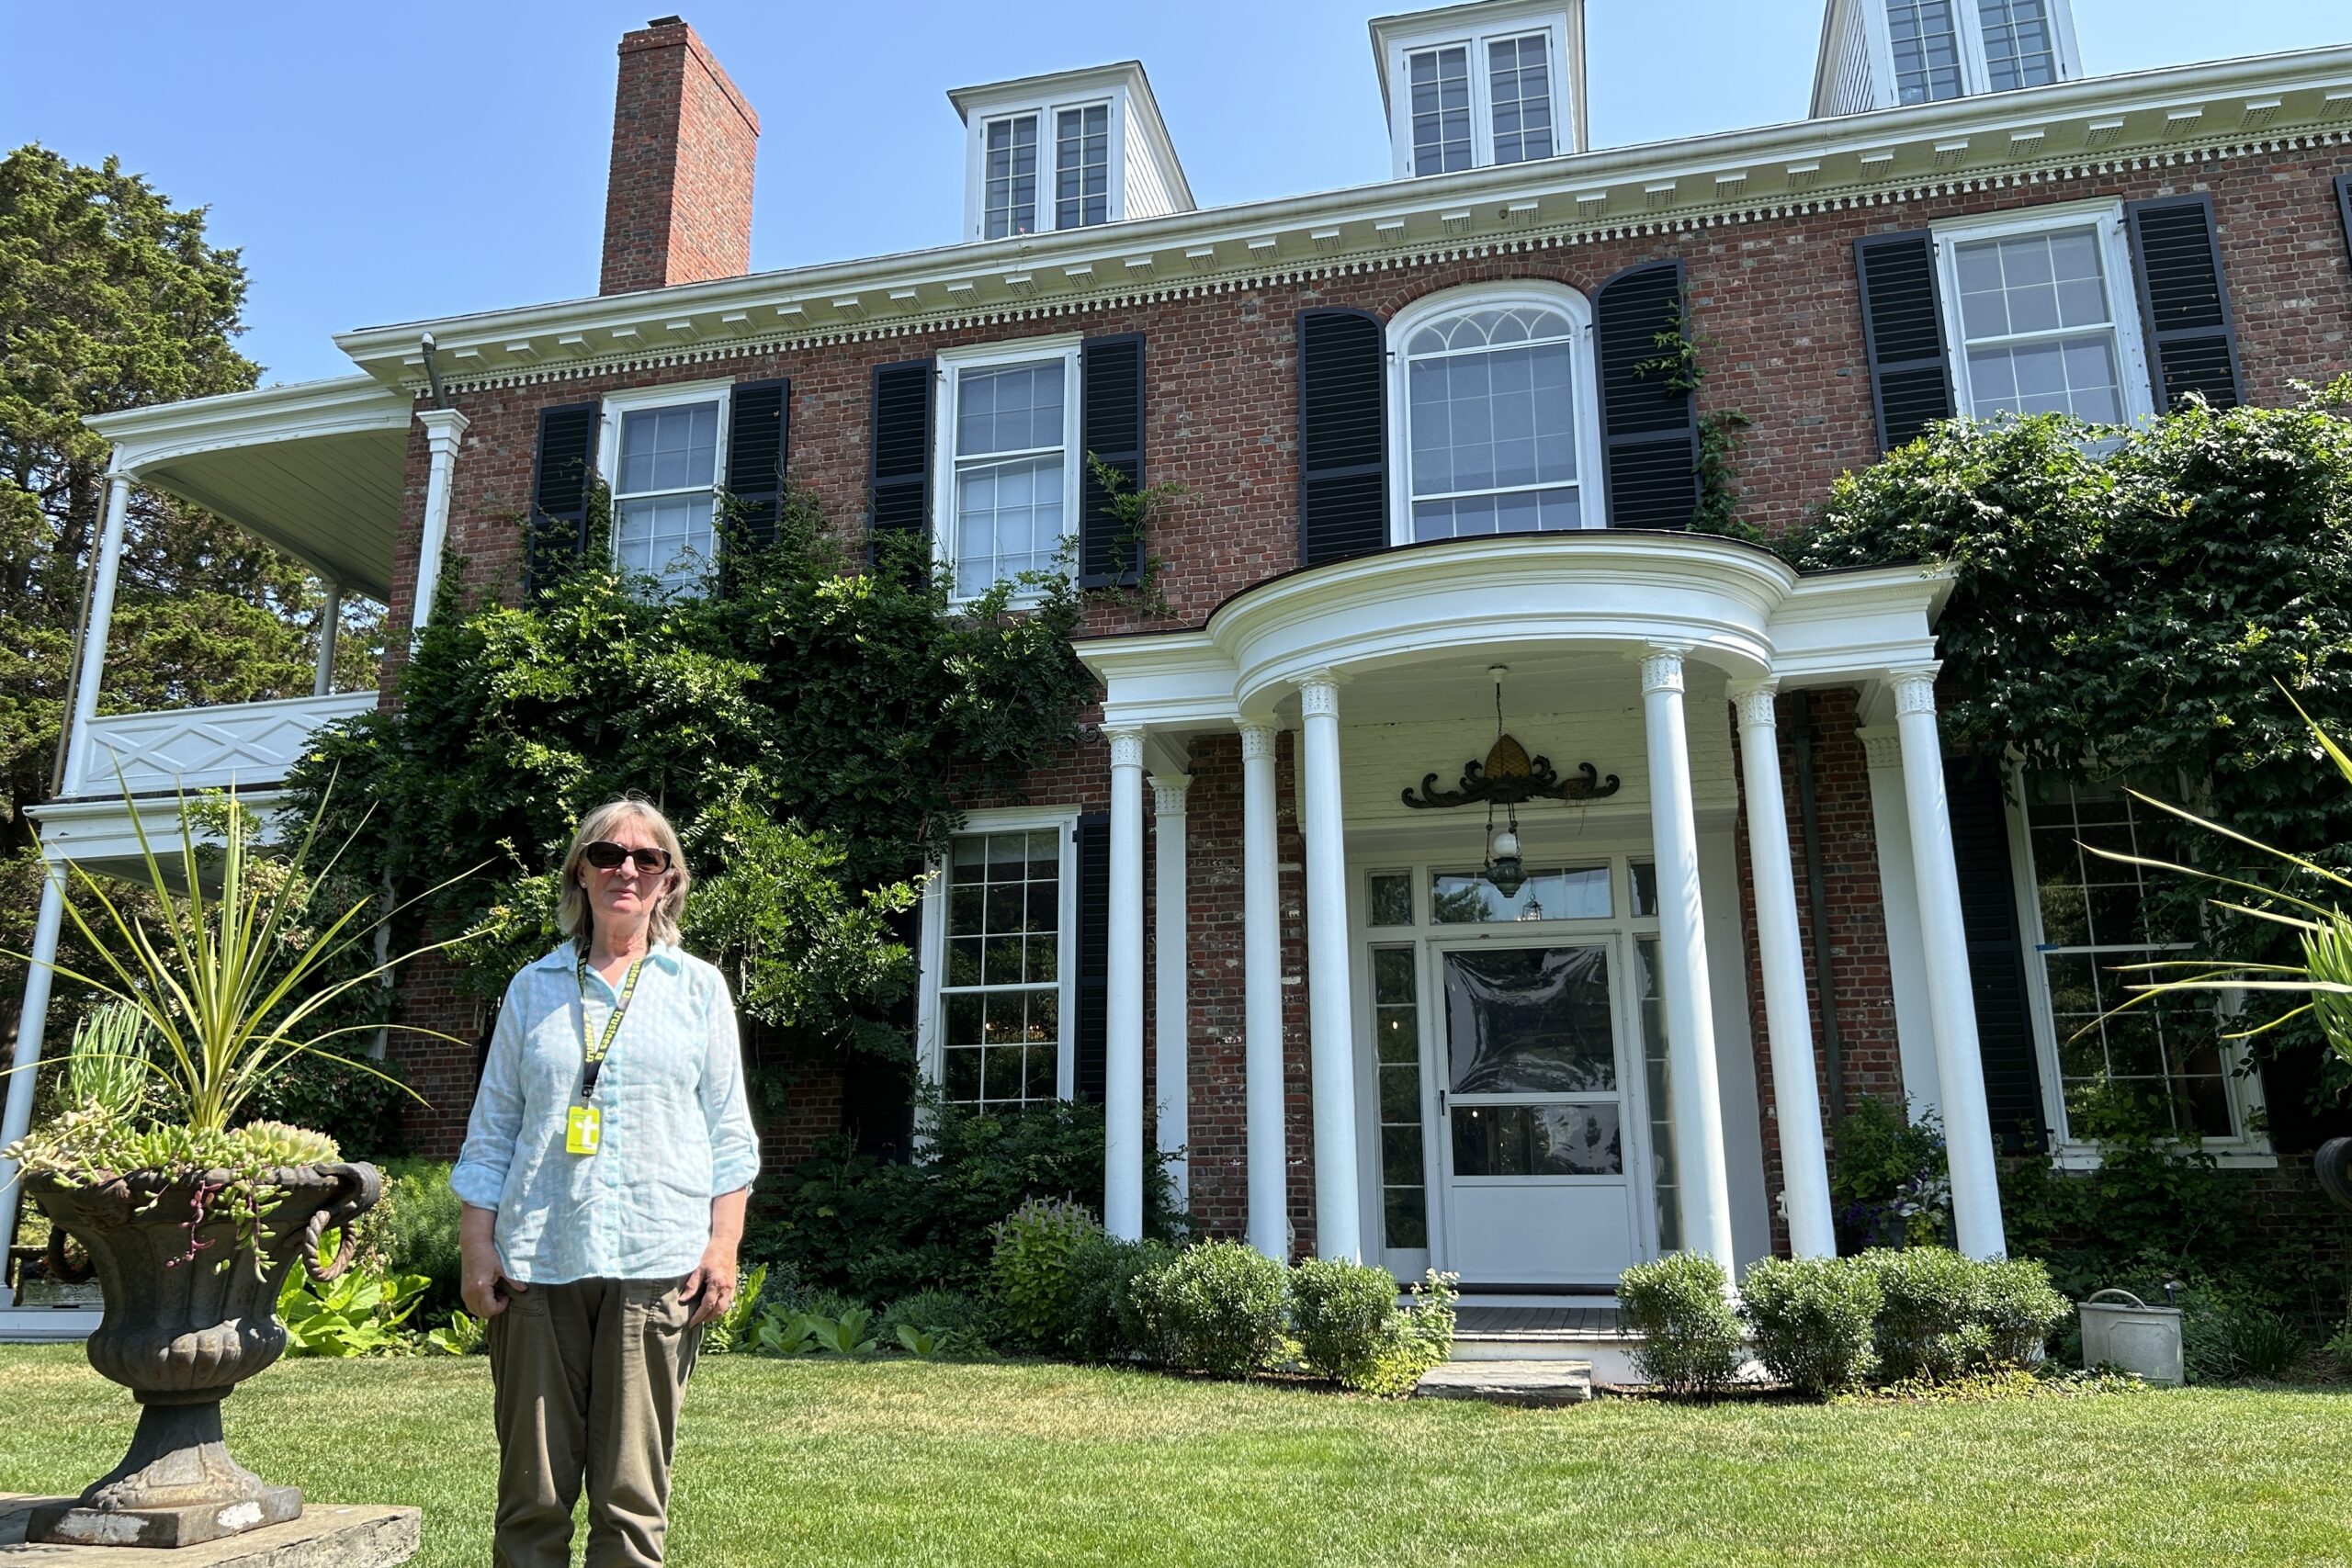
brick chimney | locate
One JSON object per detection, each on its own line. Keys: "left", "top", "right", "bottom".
{"left": 599, "top": 17, "right": 760, "bottom": 296}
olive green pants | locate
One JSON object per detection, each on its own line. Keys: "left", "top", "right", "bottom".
{"left": 486, "top": 1276, "right": 702, "bottom": 1568}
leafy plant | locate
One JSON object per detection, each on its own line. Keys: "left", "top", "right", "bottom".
{"left": 1289, "top": 1259, "right": 1457, "bottom": 1396}
{"left": 425, "top": 1310, "right": 486, "bottom": 1357}
{"left": 1617, "top": 1252, "right": 1745, "bottom": 1395}
{"left": 1127, "top": 1241, "right": 1289, "bottom": 1378}
{"left": 700, "top": 1262, "right": 770, "bottom": 1356}
{"left": 752, "top": 1309, "right": 817, "bottom": 1358}
{"left": 802, "top": 1308, "right": 879, "bottom": 1357}
{"left": 276, "top": 1237, "right": 430, "bottom": 1359}
{"left": 988, "top": 1197, "right": 1101, "bottom": 1350}
{"left": 1861, "top": 1248, "right": 2069, "bottom": 1384}
{"left": 62, "top": 1001, "right": 150, "bottom": 1119}
{"left": 1081, "top": 453, "right": 1189, "bottom": 617}
{"left": 2177, "top": 1284, "right": 2308, "bottom": 1382}
{"left": 1059, "top": 1233, "right": 1171, "bottom": 1361}
{"left": 894, "top": 1324, "right": 948, "bottom": 1358}
{"left": 378, "top": 1159, "right": 464, "bottom": 1318}
{"left": 1740, "top": 1255, "right": 1883, "bottom": 1397}
{"left": 1830, "top": 1097, "right": 1951, "bottom": 1251}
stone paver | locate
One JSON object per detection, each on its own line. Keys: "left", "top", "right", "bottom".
{"left": 1416, "top": 1358, "right": 1594, "bottom": 1405}
{"left": 0, "top": 1498, "right": 418, "bottom": 1567}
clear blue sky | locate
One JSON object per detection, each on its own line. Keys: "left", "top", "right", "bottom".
{"left": 5, "top": 0, "right": 2346, "bottom": 386}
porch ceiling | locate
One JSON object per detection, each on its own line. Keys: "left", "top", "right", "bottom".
{"left": 85, "top": 377, "right": 411, "bottom": 602}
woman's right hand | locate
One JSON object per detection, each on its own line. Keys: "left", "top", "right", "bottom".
{"left": 458, "top": 1202, "right": 520, "bottom": 1319}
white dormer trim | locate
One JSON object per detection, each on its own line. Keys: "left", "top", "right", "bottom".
{"left": 1370, "top": 0, "right": 1589, "bottom": 179}
{"left": 948, "top": 62, "right": 1194, "bottom": 243}
{"left": 1814, "top": 0, "right": 2086, "bottom": 118}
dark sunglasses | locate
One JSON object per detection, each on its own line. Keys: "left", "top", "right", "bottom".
{"left": 582, "top": 840, "right": 674, "bottom": 875}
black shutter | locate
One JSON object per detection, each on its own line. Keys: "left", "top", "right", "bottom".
{"left": 1072, "top": 812, "right": 1110, "bottom": 1105}
{"left": 2126, "top": 194, "right": 2244, "bottom": 412}
{"left": 1296, "top": 309, "right": 1387, "bottom": 568}
{"left": 723, "top": 378, "right": 790, "bottom": 551}
{"left": 2338, "top": 174, "right": 2352, "bottom": 271}
{"left": 524, "top": 401, "right": 598, "bottom": 595}
{"left": 1944, "top": 759, "right": 2049, "bottom": 1155}
{"left": 1854, "top": 231, "right": 1956, "bottom": 453}
{"left": 869, "top": 358, "right": 934, "bottom": 557}
{"left": 1594, "top": 261, "right": 1701, "bottom": 529}
{"left": 1079, "top": 334, "right": 1146, "bottom": 587}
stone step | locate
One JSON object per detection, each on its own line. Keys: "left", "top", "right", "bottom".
{"left": 1416, "top": 1358, "right": 1594, "bottom": 1405}
{"left": 0, "top": 1497, "right": 419, "bottom": 1565}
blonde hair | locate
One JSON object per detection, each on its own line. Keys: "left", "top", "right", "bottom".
{"left": 557, "top": 796, "right": 692, "bottom": 952}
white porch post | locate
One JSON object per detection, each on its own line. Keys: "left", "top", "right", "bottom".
{"left": 1238, "top": 720, "right": 1287, "bottom": 1259}
{"left": 0, "top": 866, "right": 68, "bottom": 1279}
{"left": 411, "top": 408, "right": 470, "bottom": 634}
{"left": 1887, "top": 667, "right": 2007, "bottom": 1259}
{"left": 59, "top": 468, "right": 134, "bottom": 794}
{"left": 1641, "top": 645, "right": 1737, "bottom": 1272}
{"left": 1150, "top": 773, "right": 1192, "bottom": 1208}
{"left": 1296, "top": 671, "right": 1363, "bottom": 1263}
{"left": 1105, "top": 728, "right": 1148, "bottom": 1241}
{"left": 1732, "top": 683, "right": 1837, "bottom": 1258}
{"left": 312, "top": 579, "right": 343, "bottom": 697}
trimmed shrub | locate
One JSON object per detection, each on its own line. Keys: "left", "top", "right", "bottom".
{"left": 1862, "top": 1247, "right": 2070, "bottom": 1383}
{"left": 1129, "top": 1241, "right": 1288, "bottom": 1377}
{"left": 1061, "top": 1234, "right": 1173, "bottom": 1361}
{"left": 876, "top": 1289, "right": 991, "bottom": 1344}
{"left": 1740, "top": 1256, "right": 1882, "bottom": 1397}
{"left": 1292, "top": 1261, "right": 1460, "bottom": 1395}
{"left": 379, "top": 1159, "right": 463, "bottom": 1317}
{"left": 988, "top": 1198, "right": 1101, "bottom": 1350}
{"left": 1618, "top": 1253, "right": 1744, "bottom": 1394}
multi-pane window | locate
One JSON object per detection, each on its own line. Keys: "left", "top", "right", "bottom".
{"left": 2019, "top": 775, "right": 2238, "bottom": 1141}
{"left": 1055, "top": 105, "right": 1109, "bottom": 230}
{"left": 1487, "top": 34, "right": 1554, "bottom": 164}
{"left": 1404, "top": 305, "right": 1586, "bottom": 540}
{"left": 1372, "top": 945, "right": 1429, "bottom": 1249}
{"left": 983, "top": 114, "right": 1039, "bottom": 239}
{"left": 612, "top": 400, "right": 719, "bottom": 592}
{"left": 1886, "top": 0, "right": 1964, "bottom": 104}
{"left": 1978, "top": 0, "right": 2058, "bottom": 91}
{"left": 939, "top": 829, "right": 1064, "bottom": 1111}
{"left": 1408, "top": 45, "right": 1473, "bottom": 175}
{"left": 1949, "top": 224, "right": 2127, "bottom": 424}
{"left": 1431, "top": 865, "right": 1611, "bottom": 924}
{"left": 949, "top": 355, "right": 1071, "bottom": 595}
{"left": 1633, "top": 937, "right": 1679, "bottom": 1250}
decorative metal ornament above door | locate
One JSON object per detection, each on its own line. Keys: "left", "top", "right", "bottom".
{"left": 1398, "top": 739, "right": 1620, "bottom": 810}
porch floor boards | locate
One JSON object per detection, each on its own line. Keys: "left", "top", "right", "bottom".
{"left": 1454, "top": 1305, "right": 1624, "bottom": 1337}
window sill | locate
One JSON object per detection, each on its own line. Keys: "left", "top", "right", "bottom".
{"left": 2047, "top": 1140, "right": 2278, "bottom": 1173}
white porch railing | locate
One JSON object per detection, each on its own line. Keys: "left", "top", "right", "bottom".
{"left": 63, "top": 692, "right": 378, "bottom": 800}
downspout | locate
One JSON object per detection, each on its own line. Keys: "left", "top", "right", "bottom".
{"left": 1789, "top": 692, "right": 1847, "bottom": 1130}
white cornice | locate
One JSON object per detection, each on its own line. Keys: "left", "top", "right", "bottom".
{"left": 332, "top": 44, "right": 2352, "bottom": 398}
{"left": 84, "top": 375, "right": 410, "bottom": 475}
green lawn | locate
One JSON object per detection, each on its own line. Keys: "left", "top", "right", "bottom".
{"left": 1, "top": 1347, "right": 2346, "bottom": 1566}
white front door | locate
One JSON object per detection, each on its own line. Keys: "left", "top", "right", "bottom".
{"left": 1435, "top": 939, "right": 1642, "bottom": 1287}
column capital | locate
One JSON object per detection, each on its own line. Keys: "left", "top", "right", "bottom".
{"left": 1854, "top": 725, "right": 1905, "bottom": 770}
{"left": 1639, "top": 643, "right": 1690, "bottom": 695}
{"left": 1105, "top": 727, "right": 1147, "bottom": 769}
{"left": 1887, "top": 664, "right": 1942, "bottom": 716}
{"left": 1236, "top": 718, "right": 1279, "bottom": 761}
{"left": 1296, "top": 670, "right": 1343, "bottom": 717}
{"left": 415, "top": 406, "right": 471, "bottom": 453}
{"left": 1149, "top": 773, "right": 1192, "bottom": 816}
{"left": 1728, "top": 682, "right": 1781, "bottom": 729}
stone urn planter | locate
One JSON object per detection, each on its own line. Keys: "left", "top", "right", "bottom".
{"left": 24, "top": 1161, "right": 380, "bottom": 1548}
{"left": 2319, "top": 1137, "right": 2352, "bottom": 1213}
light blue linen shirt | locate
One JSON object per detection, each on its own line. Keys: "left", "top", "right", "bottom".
{"left": 450, "top": 942, "right": 761, "bottom": 1284}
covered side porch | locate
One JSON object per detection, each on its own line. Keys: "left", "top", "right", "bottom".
{"left": 1076, "top": 531, "right": 2006, "bottom": 1290}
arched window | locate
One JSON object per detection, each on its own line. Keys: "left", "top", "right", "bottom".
{"left": 1391, "top": 286, "right": 1601, "bottom": 543}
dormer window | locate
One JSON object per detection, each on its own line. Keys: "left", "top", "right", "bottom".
{"left": 950, "top": 63, "right": 1193, "bottom": 243}
{"left": 1812, "top": 0, "right": 2078, "bottom": 117}
{"left": 1374, "top": 2, "right": 1589, "bottom": 180}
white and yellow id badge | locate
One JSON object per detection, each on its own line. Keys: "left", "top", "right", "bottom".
{"left": 565, "top": 1105, "right": 604, "bottom": 1156}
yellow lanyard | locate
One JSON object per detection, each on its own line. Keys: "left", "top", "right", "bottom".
{"left": 577, "top": 955, "right": 646, "bottom": 1102}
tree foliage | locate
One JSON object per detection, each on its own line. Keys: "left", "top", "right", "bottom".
{"left": 1792, "top": 384, "right": 2352, "bottom": 1108}
{"left": 284, "top": 501, "right": 1097, "bottom": 1078}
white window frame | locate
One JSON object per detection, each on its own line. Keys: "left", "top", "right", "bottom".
{"left": 2001, "top": 763, "right": 2275, "bottom": 1169}
{"left": 1385, "top": 282, "right": 1608, "bottom": 545}
{"left": 1860, "top": 0, "right": 2083, "bottom": 107}
{"left": 1931, "top": 200, "right": 2157, "bottom": 434}
{"left": 916, "top": 807, "right": 1080, "bottom": 1110}
{"left": 597, "top": 378, "right": 731, "bottom": 596}
{"left": 932, "top": 333, "right": 1083, "bottom": 604}
{"left": 963, "top": 95, "right": 1126, "bottom": 242}
{"left": 978, "top": 111, "right": 1043, "bottom": 241}
{"left": 1383, "top": 11, "right": 1575, "bottom": 179}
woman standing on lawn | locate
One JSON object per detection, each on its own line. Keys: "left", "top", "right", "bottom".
{"left": 451, "top": 796, "right": 760, "bottom": 1568}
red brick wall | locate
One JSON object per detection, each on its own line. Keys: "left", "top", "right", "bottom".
{"left": 599, "top": 20, "right": 759, "bottom": 298}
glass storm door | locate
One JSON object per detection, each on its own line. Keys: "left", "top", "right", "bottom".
{"left": 1436, "top": 942, "right": 1641, "bottom": 1286}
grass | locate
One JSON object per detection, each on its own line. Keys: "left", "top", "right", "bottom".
{"left": 2, "top": 1347, "right": 2348, "bottom": 1565}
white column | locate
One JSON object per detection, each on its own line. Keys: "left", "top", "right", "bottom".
{"left": 312, "top": 579, "right": 343, "bottom": 697}
{"left": 0, "top": 866, "right": 67, "bottom": 1279}
{"left": 1150, "top": 773, "right": 1192, "bottom": 1208}
{"left": 1296, "top": 671, "right": 1363, "bottom": 1263}
{"left": 1732, "top": 683, "right": 1837, "bottom": 1258}
{"left": 1888, "top": 666, "right": 2007, "bottom": 1259}
{"left": 1238, "top": 719, "right": 1288, "bottom": 1259}
{"left": 411, "top": 408, "right": 470, "bottom": 634}
{"left": 1104, "top": 728, "right": 1148, "bottom": 1241}
{"left": 1859, "top": 725, "right": 1943, "bottom": 1118}
{"left": 59, "top": 468, "right": 133, "bottom": 795}
{"left": 1641, "top": 645, "right": 1737, "bottom": 1272}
